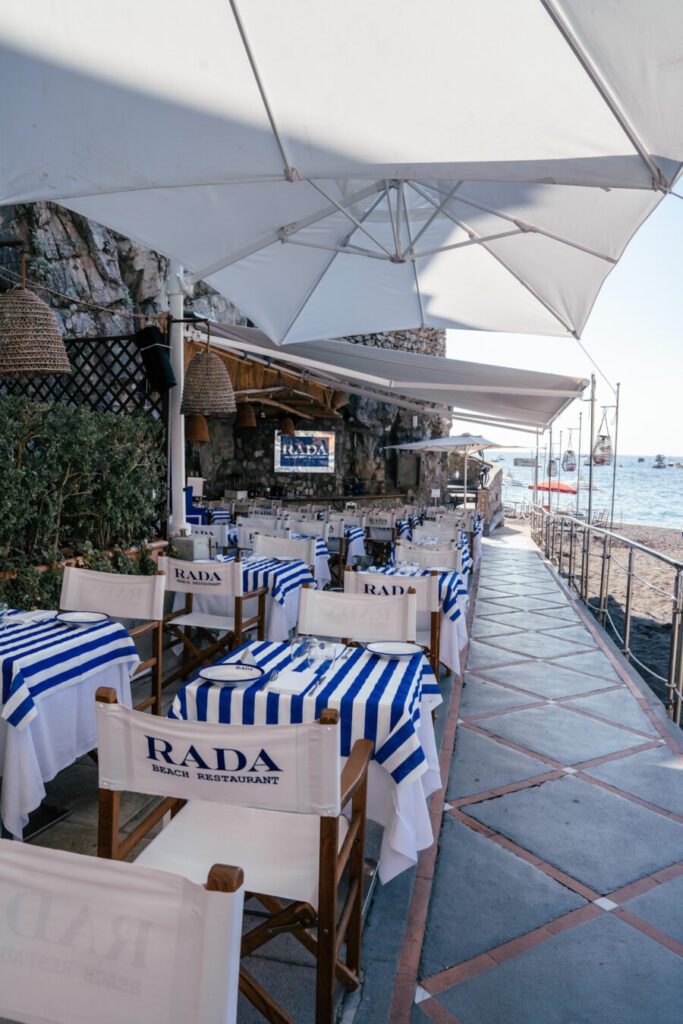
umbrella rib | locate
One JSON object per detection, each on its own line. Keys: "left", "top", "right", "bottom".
{"left": 385, "top": 181, "right": 400, "bottom": 255}
{"left": 187, "top": 181, "right": 383, "bottom": 282}
{"left": 279, "top": 191, "right": 387, "bottom": 343}
{"left": 438, "top": 191, "right": 617, "bottom": 263}
{"left": 408, "top": 182, "right": 577, "bottom": 336}
{"left": 410, "top": 229, "right": 523, "bottom": 260}
{"left": 539, "top": 0, "right": 668, "bottom": 191}
{"left": 308, "top": 180, "right": 396, "bottom": 258}
{"left": 405, "top": 181, "right": 463, "bottom": 255}
{"left": 228, "top": 0, "right": 300, "bottom": 182}
{"left": 402, "top": 197, "right": 425, "bottom": 328}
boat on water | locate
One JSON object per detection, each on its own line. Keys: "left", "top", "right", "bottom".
{"left": 638, "top": 457, "right": 645, "bottom": 462}
{"left": 653, "top": 454, "right": 667, "bottom": 469}
{"left": 504, "top": 470, "right": 526, "bottom": 488}
{"left": 514, "top": 457, "right": 537, "bottom": 467}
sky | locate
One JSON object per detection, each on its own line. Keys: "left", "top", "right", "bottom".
{"left": 446, "top": 194, "right": 683, "bottom": 458}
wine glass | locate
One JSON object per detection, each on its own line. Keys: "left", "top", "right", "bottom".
{"left": 0, "top": 601, "right": 7, "bottom": 632}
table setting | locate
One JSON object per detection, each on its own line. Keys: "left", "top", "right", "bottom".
{"left": 365, "top": 563, "right": 469, "bottom": 668}
{"left": 169, "top": 636, "right": 443, "bottom": 882}
{"left": 0, "top": 606, "right": 139, "bottom": 837}
{"left": 186, "top": 553, "right": 317, "bottom": 640}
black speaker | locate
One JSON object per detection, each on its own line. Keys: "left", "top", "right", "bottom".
{"left": 133, "top": 326, "right": 177, "bottom": 392}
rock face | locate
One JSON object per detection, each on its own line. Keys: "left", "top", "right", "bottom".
{"left": 0, "top": 203, "right": 452, "bottom": 502}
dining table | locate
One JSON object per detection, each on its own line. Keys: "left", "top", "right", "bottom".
{"left": 169, "top": 638, "right": 443, "bottom": 883}
{"left": 365, "top": 564, "right": 469, "bottom": 670}
{"left": 0, "top": 610, "right": 139, "bottom": 838}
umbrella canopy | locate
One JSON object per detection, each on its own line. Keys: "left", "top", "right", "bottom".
{"left": 387, "top": 434, "right": 501, "bottom": 454}
{"left": 2, "top": 2, "right": 683, "bottom": 343}
{"left": 531, "top": 480, "right": 577, "bottom": 494}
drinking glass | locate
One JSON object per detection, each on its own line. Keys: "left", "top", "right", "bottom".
{"left": 306, "top": 639, "right": 342, "bottom": 680}
{"left": 289, "top": 634, "right": 312, "bottom": 666}
{"left": 0, "top": 601, "right": 7, "bottom": 632}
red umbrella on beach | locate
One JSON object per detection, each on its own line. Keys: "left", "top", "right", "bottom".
{"left": 530, "top": 481, "right": 577, "bottom": 494}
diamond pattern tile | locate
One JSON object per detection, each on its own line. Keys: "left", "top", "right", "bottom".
{"left": 481, "top": 660, "right": 617, "bottom": 699}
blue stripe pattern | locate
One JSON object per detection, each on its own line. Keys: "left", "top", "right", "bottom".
{"left": 221, "top": 556, "right": 315, "bottom": 604}
{"left": 0, "top": 614, "right": 139, "bottom": 731}
{"left": 169, "top": 639, "right": 440, "bottom": 789}
{"left": 459, "top": 531, "right": 473, "bottom": 574}
{"left": 208, "top": 508, "right": 231, "bottom": 524}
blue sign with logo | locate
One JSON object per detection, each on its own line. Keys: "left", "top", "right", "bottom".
{"left": 274, "top": 431, "right": 335, "bottom": 474}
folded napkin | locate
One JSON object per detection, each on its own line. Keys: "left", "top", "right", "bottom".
{"left": 266, "top": 665, "right": 320, "bottom": 696}
{"left": 239, "top": 646, "right": 258, "bottom": 666}
{"left": 11, "top": 609, "right": 57, "bottom": 624}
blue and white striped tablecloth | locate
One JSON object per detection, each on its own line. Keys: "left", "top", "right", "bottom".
{"left": 459, "top": 531, "right": 473, "bottom": 574}
{"left": 169, "top": 639, "right": 440, "bottom": 788}
{"left": 208, "top": 508, "right": 231, "bottom": 525}
{"left": 395, "top": 519, "right": 413, "bottom": 540}
{"left": 221, "top": 556, "right": 315, "bottom": 605}
{"left": 366, "top": 566, "right": 468, "bottom": 622}
{"left": 0, "top": 613, "right": 139, "bottom": 731}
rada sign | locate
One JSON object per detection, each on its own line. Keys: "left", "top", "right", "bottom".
{"left": 274, "top": 430, "right": 335, "bottom": 474}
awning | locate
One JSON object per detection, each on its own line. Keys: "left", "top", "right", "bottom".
{"left": 206, "top": 323, "right": 588, "bottom": 430}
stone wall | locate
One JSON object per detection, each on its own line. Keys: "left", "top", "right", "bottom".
{"left": 1, "top": 203, "right": 453, "bottom": 503}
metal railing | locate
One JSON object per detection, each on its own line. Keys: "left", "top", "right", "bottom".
{"left": 530, "top": 505, "right": 683, "bottom": 725}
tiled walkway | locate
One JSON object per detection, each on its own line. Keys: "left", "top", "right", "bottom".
{"left": 393, "top": 525, "right": 683, "bottom": 1024}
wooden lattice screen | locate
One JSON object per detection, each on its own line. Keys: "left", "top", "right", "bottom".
{"left": 0, "top": 334, "right": 165, "bottom": 418}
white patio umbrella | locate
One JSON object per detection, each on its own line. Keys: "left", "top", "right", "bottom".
{"left": 1, "top": 1, "right": 683, "bottom": 345}
{"left": 387, "top": 433, "right": 502, "bottom": 507}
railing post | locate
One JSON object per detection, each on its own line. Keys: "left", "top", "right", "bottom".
{"left": 583, "top": 528, "right": 592, "bottom": 604}
{"left": 666, "top": 570, "right": 683, "bottom": 722}
{"left": 598, "top": 534, "right": 610, "bottom": 626}
{"left": 567, "top": 519, "right": 575, "bottom": 590}
{"left": 558, "top": 518, "right": 565, "bottom": 577}
{"left": 622, "top": 548, "right": 635, "bottom": 660}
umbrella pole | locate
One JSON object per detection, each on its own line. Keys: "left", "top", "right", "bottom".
{"left": 463, "top": 450, "right": 468, "bottom": 508}
{"left": 575, "top": 410, "right": 582, "bottom": 516}
{"left": 167, "top": 261, "right": 186, "bottom": 531}
{"left": 588, "top": 374, "right": 596, "bottom": 525}
{"left": 609, "top": 382, "right": 620, "bottom": 528}
{"left": 534, "top": 429, "right": 539, "bottom": 506}
{"left": 557, "top": 430, "right": 563, "bottom": 513}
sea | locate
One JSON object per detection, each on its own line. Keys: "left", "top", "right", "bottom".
{"left": 491, "top": 451, "right": 683, "bottom": 530}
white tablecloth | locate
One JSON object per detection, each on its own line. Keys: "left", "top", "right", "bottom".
{"left": 169, "top": 640, "right": 443, "bottom": 882}
{"left": 0, "top": 663, "right": 132, "bottom": 838}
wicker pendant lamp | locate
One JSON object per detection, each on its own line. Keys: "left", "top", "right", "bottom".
{"left": 180, "top": 324, "right": 236, "bottom": 416}
{"left": 185, "top": 414, "right": 209, "bottom": 442}
{"left": 279, "top": 414, "right": 296, "bottom": 436}
{"left": 0, "top": 255, "right": 70, "bottom": 376}
{"left": 235, "top": 402, "right": 257, "bottom": 429}
{"left": 331, "top": 390, "right": 349, "bottom": 410}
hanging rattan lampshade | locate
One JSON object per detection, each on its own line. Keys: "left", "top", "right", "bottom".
{"left": 331, "top": 389, "right": 349, "bottom": 410}
{"left": 235, "top": 402, "right": 257, "bottom": 429}
{"left": 0, "top": 287, "right": 71, "bottom": 376}
{"left": 185, "top": 414, "right": 209, "bottom": 442}
{"left": 180, "top": 345, "right": 236, "bottom": 416}
{"left": 279, "top": 414, "right": 296, "bottom": 436}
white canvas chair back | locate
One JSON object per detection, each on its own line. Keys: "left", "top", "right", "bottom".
{"left": 291, "top": 519, "right": 330, "bottom": 541}
{"left": 366, "top": 511, "right": 394, "bottom": 530}
{"left": 396, "top": 540, "right": 460, "bottom": 571}
{"left": 339, "top": 512, "right": 366, "bottom": 529}
{"left": 186, "top": 475, "right": 205, "bottom": 501}
{"left": 158, "top": 556, "right": 243, "bottom": 598}
{"left": 237, "top": 516, "right": 288, "bottom": 548}
{"left": 253, "top": 533, "right": 316, "bottom": 564}
{"left": 60, "top": 566, "right": 165, "bottom": 622}
{"left": 97, "top": 700, "right": 340, "bottom": 816}
{"left": 190, "top": 522, "right": 230, "bottom": 553}
{"left": 298, "top": 588, "right": 417, "bottom": 643}
{"left": 413, "top": 524, "right": 459, "bottom": 543}
{"left": 0, "top": 838, "right": 243, "bottom": 1024}
{"left": 232, "top": 500, "right": 252, "bottom": 517}
{"left": 345, "top": 570, "right": 438, "bottom": 633}
{"left": 326, "top": 517, "right": 345, "bottom": 540}
{"left": 237, "top": 514, "right": 282, "bottom": 532}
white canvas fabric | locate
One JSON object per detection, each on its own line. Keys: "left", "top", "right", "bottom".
{"left": 96, "top": 700, "right": 340, "bottom": 816}
{"left": 1, "top": 2, "right": 682, "bottom": 344}
{"left": 60, "top": 567, "right": 165, "bottom": 622}
{"left": 158, "top": 555, "right": 243, "bottom": 598}
{"left": 297, "top": 588, "right": 417, "bottom": 643}
{"left": 190, "top": 523, "right": 231, "bottom": 550}
{"left": 0, "top": 839, "right": 243, "bottom": 1024}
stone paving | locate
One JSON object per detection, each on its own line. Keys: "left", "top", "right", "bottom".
{"left": 389, "top": 524, "right": 683, "bottom": 1024}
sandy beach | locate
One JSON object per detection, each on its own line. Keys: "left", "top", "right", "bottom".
{"left": 574, "top": 522, "right": 681, "bottom": 703}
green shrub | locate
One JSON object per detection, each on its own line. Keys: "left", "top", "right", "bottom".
{"left": 0, "top": 397, "right": 165, "bottom": 568}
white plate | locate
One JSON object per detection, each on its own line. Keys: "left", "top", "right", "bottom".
{"left": 56, "top": 611, "right": 110, "bottom": 626}
{"left": 364, "top": 641, "right": 423, "bottom": 660}
{"left": 198, "top": 663, "right": 265, "bottom": 686}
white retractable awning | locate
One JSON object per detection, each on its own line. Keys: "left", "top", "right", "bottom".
{"left": 207, "top": 323, "right": 588, "bottom": 429}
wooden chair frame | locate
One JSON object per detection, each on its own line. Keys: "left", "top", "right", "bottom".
{"left": 96, "top": 690, "right": 372, "bottom": 1024}
{"left": 162, "top": 557, "right": 267, "bottom": 688}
